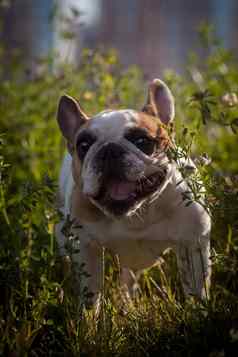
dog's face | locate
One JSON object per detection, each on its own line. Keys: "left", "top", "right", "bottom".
{"left": 57, "top": 79, "right": 175, "bottom": 217}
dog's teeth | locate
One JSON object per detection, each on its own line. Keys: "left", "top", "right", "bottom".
{"left": 148, "top": 176, "right": 156, "bottom": 185}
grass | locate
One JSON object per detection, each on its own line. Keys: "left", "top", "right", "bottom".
{"left": 0, "top": 26, "right": 238, "bottom": 356}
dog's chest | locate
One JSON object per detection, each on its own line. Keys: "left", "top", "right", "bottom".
{"left": 80, "top": 218, "right": 175, "bottom": 269}
{"left": 105, "top": 238, "right": 173, "bottom": 269}
{"left": 85, "top": 215, "right": 171, "bottom": 244}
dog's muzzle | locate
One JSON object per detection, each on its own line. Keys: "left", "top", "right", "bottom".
{"left": 86, "top": 142, "right": 167, "bottom": 216}
{"left": 95, "top": 142, "right": 128, "bottom": 180}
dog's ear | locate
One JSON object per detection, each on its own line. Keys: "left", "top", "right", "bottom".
{"left": 57, "top": 95, "right": 88, "bottom": 145}
{"left": 142, "top": 79, "right": 175, "bottom": 124}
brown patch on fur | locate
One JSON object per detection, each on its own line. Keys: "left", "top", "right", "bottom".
{"left": 71, "top": 151, "right": 82, "bottom": 183}
{"left": 136, "top": 112, "right": 160, "bottom": 138}
{"left": 156, "top": 125, "right": 172, "bottom": 151}
{"left": 141, "top": 103, "right": 156, "bottom": 117}
{"left": 73, "top": 121, "right": 91, "bottom": 146}
{"left": 136, "top": 112, "right": 172, "bottom": 151}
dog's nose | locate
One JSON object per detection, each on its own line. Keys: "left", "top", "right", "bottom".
{"left": 98, "top": 142, "right": 125, "bottom": 160}
{"left": 96, "top": 142, "right": 126, "bottom": 177}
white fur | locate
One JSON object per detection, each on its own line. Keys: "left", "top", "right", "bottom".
{"left": 59, "top": 152, "right": 74, "bottom": 216}
{"left": 88, "top": 110, "right": 138, "bottom": 139}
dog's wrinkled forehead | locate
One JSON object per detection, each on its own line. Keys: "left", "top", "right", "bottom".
{"left": 83, "top": 109, "right": 138, "bottom": 140}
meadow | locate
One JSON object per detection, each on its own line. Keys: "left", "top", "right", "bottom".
{"left": 0, "top": 27, "right": 238, "bottom": 356}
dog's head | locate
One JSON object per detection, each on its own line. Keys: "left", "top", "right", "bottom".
{"left": 57, "top": 79, "right": 175, "bottom": 217}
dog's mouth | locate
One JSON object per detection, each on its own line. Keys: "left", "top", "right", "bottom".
{"left": 93, "top": 170, "right": 167, "bottom": 216}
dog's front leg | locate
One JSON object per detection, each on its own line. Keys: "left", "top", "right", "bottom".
{"left": 56, "top": 220, "right": 102, "bottom": 305}
{"left": 70, "top": 238, "right": 102, "bottom": 305}
{"left": 175, "top": 236, "right": 211, "bottom": 299}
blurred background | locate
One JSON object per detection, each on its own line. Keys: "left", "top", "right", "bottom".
{"left": 1, "top": 0, "right": 238, "bottom": 77}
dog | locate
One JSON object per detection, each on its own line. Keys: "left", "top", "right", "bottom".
{"left": 55, "top": 79, "right": 211, "bottom": 303}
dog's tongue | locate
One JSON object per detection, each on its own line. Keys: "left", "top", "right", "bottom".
{"left": 108, "top": 180, "right": 136, "bottom": 201}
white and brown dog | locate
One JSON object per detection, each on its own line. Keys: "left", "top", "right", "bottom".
{"left": 55, "top": 79, "right": 211, "bottom": 302}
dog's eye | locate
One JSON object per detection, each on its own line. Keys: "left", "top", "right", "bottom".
{"left": 133, "top": 137, "right": 155, "bottom": 155}
{"left": 125, "top": 130, "right": 156, "bottom": 155}
{"left": 76, "top": 134, "right": 95, "bottom": 160}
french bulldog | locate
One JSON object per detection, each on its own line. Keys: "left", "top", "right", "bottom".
{"left": 55, "top": 79, "right": 211, "bottom": 302}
